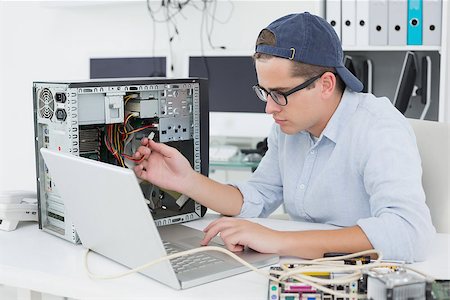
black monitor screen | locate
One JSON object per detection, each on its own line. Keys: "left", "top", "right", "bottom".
{"left": 420, "top": 56, "right": 430, "bottom": 105}
{"left": 90, "top": 57, "right": 166, "bottom": 79}
{"left": 361, "top": 59, "right": 372, "bottom": 94}
{"left": 344, "top": 55, "right": 357, "bottom": 77}
{"left": 394, "top": 52, "right": 417, "bottom": 114}
{"left": 344, "top": 55, "right": 373, "bottom": 93}
{"left": 188, "top": 56, "right": 266, "bottom": 113}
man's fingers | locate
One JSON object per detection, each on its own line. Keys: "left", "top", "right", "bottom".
{"left": 225, "top": 243, "right": 244, "bottom": 252}
{"left": 147, "top": 140, "right": 177, "bottom": 158}
{"left": 133, "top": 163, "right": 146, "bottom": 178}
{"left": 140, "top": 137, "right": 149, "bottom": 146}
{"left": 134, "top": 146, "right": 151, "bottom": 159}
{"left": 200, "top": 225, "right": 222, "bottom": 246}
{"left": 201, "top": 218, "right": 238, "bottom": 246}
{"left": 213, "top": 227, "right": 245, "bottom": 252}
{"left": 203, "top": 217, "right": 231, "bottom": 232}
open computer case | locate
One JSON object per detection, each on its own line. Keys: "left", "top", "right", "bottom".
{"left": 33, "top": 78, "right": 209, "bottom": 243}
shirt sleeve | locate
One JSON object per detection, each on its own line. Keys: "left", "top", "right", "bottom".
{"left": 356, "top": 117, "right": 436, "bottom": 262}
{"left": 232, "top": 125, "right": 285, "bottom": 218}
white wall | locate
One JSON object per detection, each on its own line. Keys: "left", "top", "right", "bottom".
{"left": 446, "top": 0, "right": 450, "bottom": 121}
{"left": 0, "top": 0, "right": 323, "bottom": 191}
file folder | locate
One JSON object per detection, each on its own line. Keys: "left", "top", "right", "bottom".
{"left": 342, "top": 0, "right": 356, "bottom": 46}
{"left": 422, "top": 0, "right": 441, "bottom": 45}
{"left": 388, "top": 0, "right": 407, "bottom": 45}
{"left": 407, "top": 0, "right": 423, "bottom": 45}
{"left": 326, "top": 0, "right": 342, "bottom": 41}
{"left": 356, "top": 0, "right": 369, "bottom": 46}
{"left": 369, "top": 0, "right": 388, "bottom": 45}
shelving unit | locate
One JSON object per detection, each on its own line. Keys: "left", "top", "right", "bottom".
{"left": 342, "top": 50, "right": 441, "bottom": 121}
{"left": 340, "top": 1, "right": 448, "bottom": 122}
{"left": 343, "top": 46, "right": 441, "bottom": 51}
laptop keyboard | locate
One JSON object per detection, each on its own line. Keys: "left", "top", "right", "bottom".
{"left": 163, "top": 241, "right": 224, "bottom": 274}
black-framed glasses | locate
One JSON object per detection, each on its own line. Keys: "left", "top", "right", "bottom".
{"left": 252, "top": 72, "right": 331, "bottom": 106}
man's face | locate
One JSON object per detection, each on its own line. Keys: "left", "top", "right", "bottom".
{"left": 255, "top": 57, "right": 327, "bottom": 136}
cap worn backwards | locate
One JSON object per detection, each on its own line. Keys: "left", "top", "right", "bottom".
{"left": 255, "top": 12, "right": 363, "bottom": 92}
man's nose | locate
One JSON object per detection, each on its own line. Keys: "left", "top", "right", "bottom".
{"left": 265, "top": 95, "right": 281, "bottom": 115}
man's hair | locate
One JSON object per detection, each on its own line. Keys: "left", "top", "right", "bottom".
{"left": 254, "top": 29, "right": 345, "bottom": 93}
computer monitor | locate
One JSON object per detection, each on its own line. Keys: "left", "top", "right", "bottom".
{"left": 188, "top": 55, "right": 272, "bottom": 138}
{"left": 393, "top": 51, "right": 417, "bottom": 114}
{"left": 344, "top": 55, "right": 357, "bottom": 78}
{"left": 361, "top": 59, "right": 373, "bottom": 93}
{"left": 188, "top": 56, "right": 265, "bottom": 113}
{"left": 90, "top": 57, "right": 167, "bottom": 79}
{"left": 418, "top": 56, "right": 431, "bottom": 120}
{"left": 344, "top": 55, "right": 372, "bottom": 93}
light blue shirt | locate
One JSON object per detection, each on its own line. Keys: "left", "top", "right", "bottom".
{"left": 234, "top": 89, "right": 435, "bottom": 262}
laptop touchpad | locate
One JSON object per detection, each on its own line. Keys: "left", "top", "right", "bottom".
{"left": 177, "top": 236, "right": 225, "bottom": 247}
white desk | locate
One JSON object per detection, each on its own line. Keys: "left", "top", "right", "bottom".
{"left": 1, "top": 215, "right": 449, "bottom": 300}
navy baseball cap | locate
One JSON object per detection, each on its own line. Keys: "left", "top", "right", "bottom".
{"left": 255, "top": 12, "right": 363, "bottom": 92}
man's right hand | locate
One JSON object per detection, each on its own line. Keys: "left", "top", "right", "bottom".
{"left": 134, "top": 138, "right": 244, "bottom": 217}
{"left": 133, "top": 137, "right": 195, "bottom": 193}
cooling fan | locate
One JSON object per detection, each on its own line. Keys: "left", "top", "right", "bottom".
{"left": 38, "top": 88, "right": 55, "bottom": 119}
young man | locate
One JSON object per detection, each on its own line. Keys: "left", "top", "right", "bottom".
{"left": 134, "top": 12, "right": 435, "bottom": 262}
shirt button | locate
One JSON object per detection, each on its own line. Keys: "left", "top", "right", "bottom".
{"left": 299, "top": 184, "right": 306, "bottom": 190}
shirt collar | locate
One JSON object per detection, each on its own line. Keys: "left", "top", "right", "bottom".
{"left": 320, "top": 88, "right": 359, "bottom": 143}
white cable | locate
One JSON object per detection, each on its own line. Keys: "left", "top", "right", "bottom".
{"left": 287, "top": 275, "right": 367, "bottom": 299}
{"left": 83, "top": 247, "right": 432, "bottom": 298}
{"left": 278, "top": 249, "right": 382, "bottom": 281}
{"left": 369, "top": 262, "right": 435, "bottom": 282}
{"left": 84, "top": 246, "right": 278, "bottom": 282}
{"left": 313, "top": 249, "right": 383, "bottom": 263}
{"left": 272, "top": 270, "right": 362, "bottom": 286}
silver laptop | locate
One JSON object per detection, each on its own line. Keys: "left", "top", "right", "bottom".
{"left": 40, "top": 148, "right": 278, "bottom": 289}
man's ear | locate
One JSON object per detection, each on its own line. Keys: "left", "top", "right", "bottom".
{"left": 320, "top": 72, "right": 336, "bottom": 98}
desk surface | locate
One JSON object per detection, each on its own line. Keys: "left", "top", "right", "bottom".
{"left": 1, "top": 215, "right": 449, "bottom": 300}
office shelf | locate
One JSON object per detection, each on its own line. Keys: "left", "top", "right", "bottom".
{"left": 343, "top": 46, "right": 441, "bottom": 52}
{"left": 330, "top": 0, "right": 448, "bottom": 121}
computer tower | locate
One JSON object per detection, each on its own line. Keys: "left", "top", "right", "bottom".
{"left": 33, "top": 78, "right": 209, "bottom": 243}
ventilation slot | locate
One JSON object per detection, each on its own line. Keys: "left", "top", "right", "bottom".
{"left": 39, "top": 88, "right": 55, "bottom": 119}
